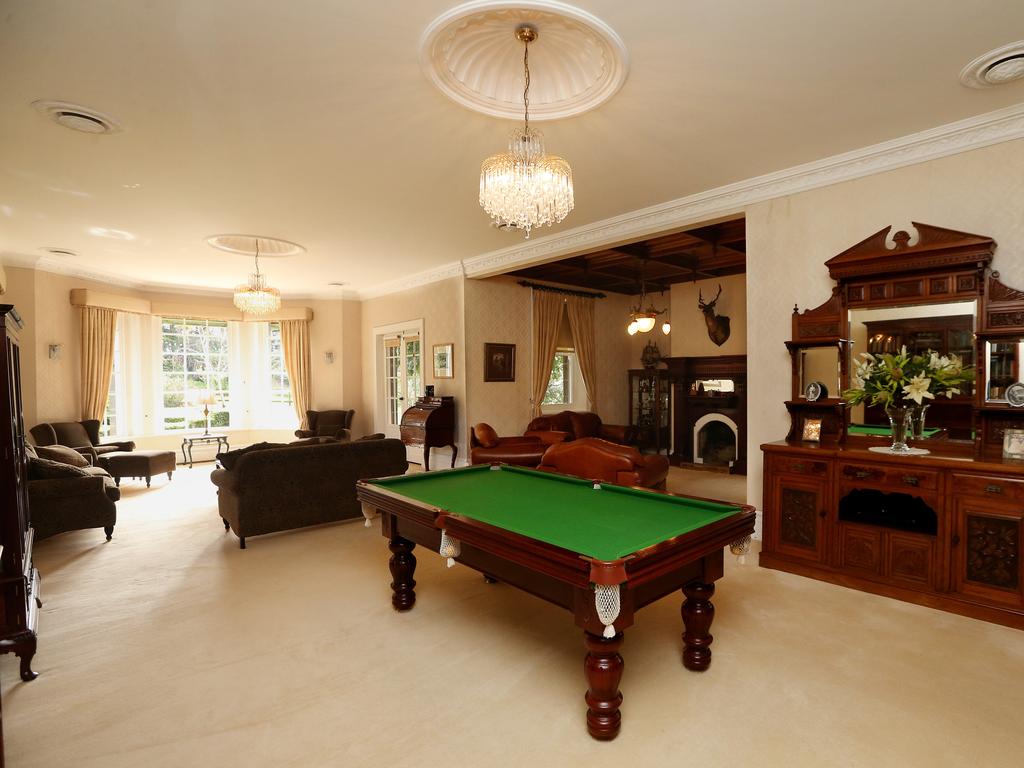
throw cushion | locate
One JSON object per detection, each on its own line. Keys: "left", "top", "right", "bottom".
{"left": 28, "top": 457, "right": 91, "bottom": 480}
{"left": 216, "top": 442, "right": 288, "bottom": 471}
{"left": 474, "top": 423, "right": 500, "bottom": 448}
{"left": 34, "top": 444, "right": 90, "bottom": 468}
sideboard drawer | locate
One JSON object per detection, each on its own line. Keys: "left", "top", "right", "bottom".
{"left": 952, "top": 474, "right": 1024, "bottom": 504}
{"left": 840, "top": 462, "right": 939, "bottom": 491}
{"left": 771, "top": 456, "right": 829, "bottom": 477}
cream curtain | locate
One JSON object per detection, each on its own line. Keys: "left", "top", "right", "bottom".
{"left": 531, "top": 290, "right": 565, "bottom": 417}
{"left": 80, "top": 306, "right": 118, "bottom": 421}
{"left": 565, "top": 294, "right": 598, "bottom": 410}
{"left": 280, "top": 319, "right": 312, "bottom": 430}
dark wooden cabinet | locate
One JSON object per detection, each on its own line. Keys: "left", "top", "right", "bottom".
{"left": 628, "top": 369, "right": 670, "bottom": 454}
{"left": 0, "top": 305, "right": 41, "bottom": 767}
{"left": 761, "top": 442, "right": 1024, "bottom": 629}
{"left": 764, "top": 456, "right": 829, "bottom": 564}
{"left": 399, "top": 396, "right": 456, "bottom": 471}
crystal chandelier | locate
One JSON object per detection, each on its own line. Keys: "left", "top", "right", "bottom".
{"left": 479, "top": 25, "right": 574, "bottom": 238}
{"left": 233, "top": 240, "right": 281, "bottom": 315}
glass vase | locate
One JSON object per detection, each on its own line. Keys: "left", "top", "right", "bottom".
{"left": 884, "top": 403, "right": 912, "bottom": 453}
{"left": 910, "top": 403, "right": 931, "bottom": 441}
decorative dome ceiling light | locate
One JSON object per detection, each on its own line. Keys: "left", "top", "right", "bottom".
{"left": 627, "top": 286, "right": 668, "bottom": 336}
{"left": 232, "top": 240, "right": 281, "bottom": 315}
{"left": 479, "top": 25, "right": 573, "bottom": 238}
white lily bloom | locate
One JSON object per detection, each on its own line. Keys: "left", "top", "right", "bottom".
{"left": 902, "top": 373, "right": 935, "bottom": 404}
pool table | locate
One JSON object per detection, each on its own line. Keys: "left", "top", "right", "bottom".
{"left": 356, "top": 464, "right": 756, "bottom": 740}
{"left": 848, "top": 423, "right": 943, "bottom": 438}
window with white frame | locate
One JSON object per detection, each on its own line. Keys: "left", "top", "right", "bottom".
{"left": 159, "top": 317, "right": 230, "bottom": 431}
{"left": 543, "top": 350, "right": 575, "bottom": 406}
{"left": 269, "top": 322, "right": 293, "bottom": 405}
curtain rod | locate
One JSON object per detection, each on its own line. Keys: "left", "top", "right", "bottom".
{"left": 517, "top": 280, "right": 606, "bottom": 299}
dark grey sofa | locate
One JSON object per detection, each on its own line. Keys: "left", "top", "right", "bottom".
{"left": 210, "top": 438, "right": 407, "bottom": 548}
{"left": 26, "top": 445, "right": 119, "bottom": 541}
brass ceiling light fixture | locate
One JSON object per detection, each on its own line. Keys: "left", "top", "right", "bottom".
{"left": 479, "top": 25, "right": 574, "bottom": 238}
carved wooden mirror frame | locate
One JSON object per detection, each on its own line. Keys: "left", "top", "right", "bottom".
{"left": 787, "top": 222, "right": 1024, "bottom": 454}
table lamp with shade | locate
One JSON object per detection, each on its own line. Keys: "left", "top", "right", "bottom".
{"left": 197, "top": 392, "right": 219, "bottom": 435}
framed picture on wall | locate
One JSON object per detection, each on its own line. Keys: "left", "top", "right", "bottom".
{"left": 484, "top": 343, "right": 516, "bottom": 382}
{"left": 433, "top": 343, "right": 454, "bottom": 379}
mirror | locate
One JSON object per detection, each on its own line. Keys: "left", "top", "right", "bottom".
{"left": 985, "top": 340, "right": 1023, "bottom": 401}
{"left": 848, "top": 300, "right": 976, "bottom": 439}
{"left": 690, "top": 378, "right": 734, "bottom": 395}
{"left": 799, "top": 348, "right": 840, "bottom": 400}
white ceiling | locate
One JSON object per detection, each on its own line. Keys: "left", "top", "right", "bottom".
{"left": 2, "top": 0, "right": 1024, "bottom": 298}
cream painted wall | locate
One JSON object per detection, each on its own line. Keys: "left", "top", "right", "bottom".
{"left": 462, "top": 277, "right": 635, "bottom": 436}
{"left": 669, "top": 273, "right": 747, "bottom": 357}
{"left": 360, "top": 276, "right": 467, "bottom": 463}
{"left": 746, "top": 137, "right": 1024, "bottom": 510}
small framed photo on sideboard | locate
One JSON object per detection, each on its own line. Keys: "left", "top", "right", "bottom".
{"left": 802, "top": 418, "right": 823, "bottom": 443}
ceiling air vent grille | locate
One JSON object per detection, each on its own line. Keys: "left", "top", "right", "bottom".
{"left": 32, "top": 101, "right": 121, "bottom": 134}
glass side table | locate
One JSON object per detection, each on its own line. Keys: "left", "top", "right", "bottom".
{"left": 181, "top": 434, "right": 230, "bottom": 468}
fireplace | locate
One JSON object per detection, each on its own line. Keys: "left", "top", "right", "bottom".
{"left": 693, "top": 413, "right": 739, "bottom": 468}
{"left": 665, "top": 354, "right": 747, "bottom": 474}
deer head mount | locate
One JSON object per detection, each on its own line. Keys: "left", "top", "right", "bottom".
{"left": 698, "top": 284, "right": 731, "bottom": 347}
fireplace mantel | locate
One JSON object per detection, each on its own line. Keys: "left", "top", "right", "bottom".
{"left": 665, "top": 355, "right": 748, "bottom": 474}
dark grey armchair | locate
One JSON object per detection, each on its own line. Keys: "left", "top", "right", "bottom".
{"left": 294, "top": 409, "right": 355, "bottom": 441}
{"left": 30, "top": 419, "right": 135, "bottom": 464}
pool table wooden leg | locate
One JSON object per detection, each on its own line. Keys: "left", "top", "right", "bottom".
{"left": 681, "top": 580, "right": 715, "bottom": 671}
{"left": 583, "top": 630, "right": 624, "bottom": 740}
{"left": 388, "top": 536, "right": 417, "bottom": 611}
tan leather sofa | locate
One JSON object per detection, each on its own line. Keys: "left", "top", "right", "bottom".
{"left": 525, "top": 410, "right": 637, "bottom": 446}
{"left": 537, "top": 437, "right": 670, "bottom": 490}
{"left": 469, "top": 423, "right": 552, "bottom": 467}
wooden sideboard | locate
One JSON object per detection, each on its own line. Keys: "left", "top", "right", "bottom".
{"left": 761, "top": 441, "right": 1023, "bottom": 628}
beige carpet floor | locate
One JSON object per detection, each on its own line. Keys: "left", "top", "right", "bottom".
{"left": 2, "top": 466, "right": 1023, "bottom": 767}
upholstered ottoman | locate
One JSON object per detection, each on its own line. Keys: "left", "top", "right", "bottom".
{"left": 98, "top": 450, "right": 176, "bottom": 487}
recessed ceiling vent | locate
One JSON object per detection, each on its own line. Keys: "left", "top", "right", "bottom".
{"left": 960, "top": 42, "right": 1024, "bottom": 88}
{"left": 206, "top": 234, "right": 305, "bottom": 257}
{"left": 41, "top": 247, "right": 77, "bottom": 257}
{"left": 32, "top": 100, "right": 121, "bottom": 134}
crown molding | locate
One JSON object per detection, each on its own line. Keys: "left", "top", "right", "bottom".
{"left": 358, "top": 260, "right": 467, "bottom": 300}
{"left": 360, "top": 99, "right": 1024, "bottom": 296}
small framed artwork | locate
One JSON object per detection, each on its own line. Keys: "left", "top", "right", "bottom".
{"left": 802, "top": 418, "right": 823, "bottom": 443}
{"left": 484, "top": 343, "right": 516, "bottom": 382}
{"left": 433, "top": 343, "right": 454, "bottom": 379}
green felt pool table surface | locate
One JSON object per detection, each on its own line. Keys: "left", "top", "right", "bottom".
{"left": 848, "top": 423, "right": 942, "bottom": 437}
{"left": 368, "top": 464, "right": 744, "bottom": 562}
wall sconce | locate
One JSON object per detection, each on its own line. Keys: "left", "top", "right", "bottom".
{"left": 323, "top": 351, "right": 335, "bottom": 364}
{"left": 48, "top": 343, "right": 64, "bottom": 360}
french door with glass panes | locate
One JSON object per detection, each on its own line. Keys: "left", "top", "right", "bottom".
{"left": 382, "top": 330, "right": 422, "bottom": 439}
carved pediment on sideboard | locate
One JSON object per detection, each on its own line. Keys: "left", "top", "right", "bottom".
{"left": 791, "top": 287, "right": 844, "bottom": 343}
{"left": 825, "top": 222, "right": 995, "bottom": 281}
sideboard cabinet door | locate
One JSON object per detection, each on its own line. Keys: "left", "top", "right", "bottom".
{"left": 951, "top": 495, "right": 1023, "bottom": 609}
{"left": 766, "top": 460, "right": 830, "bottom": 564}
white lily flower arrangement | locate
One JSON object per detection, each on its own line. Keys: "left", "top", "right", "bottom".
{"left": 843, "top": 346, "right": 974, "bottom": 408}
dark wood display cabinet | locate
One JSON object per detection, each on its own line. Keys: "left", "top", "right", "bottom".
{"left": 628, "top": 369, "right": 671, "bottom": 454}
{"left": 761, "top": 224, "right": 1024, "bottom": 630}
{"left": 0, "top": 305, "right": 41, "bottom": 767}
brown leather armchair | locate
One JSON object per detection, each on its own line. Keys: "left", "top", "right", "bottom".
{"left": 525, "top": 411, "right": 636, "bottom": 446}
{"left": 295, "top": 409, "right": 354, "bottom": 441}
{"left": 469, "top": 423, "right": 550, "bottom": 467}
{"left": 30, "top": 420, "right": 135, "bottom": 464}
{"left": 537, "top": 437, "right": 670, "bottom": 490}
